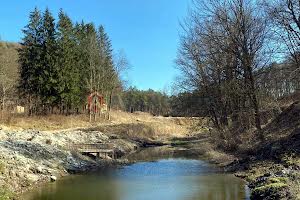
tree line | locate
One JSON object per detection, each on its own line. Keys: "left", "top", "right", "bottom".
{"left": 18, "top": 8, "right": 121, "bottom": 115}
{"left": 121, "top": 87, "right": 170, "bottom": 116}
{"left": 175, "top": 0, "right": 300, "bottom": 135}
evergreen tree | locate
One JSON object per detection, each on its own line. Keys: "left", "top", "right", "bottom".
{"left": 40, "top": 8, "right": 59, "bottom": 111}
{"left": 96, "top": 25, "right": 117, "bottom": 113}
{"left": 18, "top": 7, "right": 43, "bottom": 114}
{"left": 96, "top": 25, "right": 115, "bottom": 94}
{"left": 57, "top": 9, "right": 80, "bottom": 112}
{"left": 73, "top": 21, "right": 90, "bottom": 104}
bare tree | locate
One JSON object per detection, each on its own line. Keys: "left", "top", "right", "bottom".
{"left": 176, "top": 0, "right": 268, "bottom": 131}
{"left": 264, "top": 0, "right": 300, "bottom": 85}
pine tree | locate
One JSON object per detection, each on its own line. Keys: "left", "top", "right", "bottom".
{"left": 57, "top": 9, "right": 80, "bottom": 113}
{"left": 97, "top": 25, "right": 115, "bottom": 94}
{"left": 96, "top": 25, "right": 117, "bottom": 112}
{"left": 18, "top": 7, "right": 43, "bottom": 114}
{"left": 40, "top": 8, "right": 59, "bottom": 112}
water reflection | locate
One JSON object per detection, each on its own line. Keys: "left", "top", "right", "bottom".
{"left": 24, "top": 147, "right": 249, "bottom": 200}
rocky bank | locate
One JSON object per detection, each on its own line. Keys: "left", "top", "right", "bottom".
{"left": 0, "top": 128, "right": 139, "bottom": 199}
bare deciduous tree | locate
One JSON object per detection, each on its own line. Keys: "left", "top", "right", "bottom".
{"left": 176, "top": 0, "right": 268, "bottom": 132}
{"left": 264, "top": 0, "right": 300, "bottom": 85}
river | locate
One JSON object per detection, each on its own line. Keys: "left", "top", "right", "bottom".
{"left": 24, "top": 146, "right": 250, "bottom": 200}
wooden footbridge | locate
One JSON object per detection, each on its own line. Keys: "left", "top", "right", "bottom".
{"left": 71, "top": 143, "right": 115, "bottom": 159}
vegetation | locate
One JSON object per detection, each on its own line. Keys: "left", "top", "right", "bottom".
{"left": 175, "top": 0, "right": 300, "bottom": 134}
{"left": 0, "top": 1, "right": 300, "bottom": 198}
{"left": 121, "top": 87, "right": 170, "bottom": 116}
{"left": 17, "top": 7, "right": 123, "bottom": 115}
{"left": 0, "top": 188, "right": 13, "bottom": 200}
{"left": 174, "top": 0, "right": 300, "bottom": 198}
{"left": 0, "top": 42, "right": 19, "bottom": 113}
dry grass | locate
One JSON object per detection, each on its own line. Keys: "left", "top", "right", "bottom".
{"left": 0, "top": 113, "right": 94, "bottom": 130}
{"left": 0, "top": 110, "right": 200, "bottom": 139}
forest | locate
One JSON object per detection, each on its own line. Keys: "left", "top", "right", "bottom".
{"left": 0, "top": 8, "right": 171, "bottom": 116}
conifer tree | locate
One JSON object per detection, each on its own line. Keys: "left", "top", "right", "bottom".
{"left": 96, "top": 25, "right": 117, "bottom": 112}
{"left": 96, "top": 25, "right": 115, "bottom": 94}
{"left": 57, "top": 9, "right": 80, "bottom": 113}
{"left": 40, "top": 8, "right": 58, "bottom": 111}
{"left": 18, "top": 7, "right": 43, "bottom": 114}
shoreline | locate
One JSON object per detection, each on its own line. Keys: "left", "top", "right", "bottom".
{"left": 0, "top": 127, "right": 141, "bottom": 199}
{"left": 1, "top": 118, "right": 298, "bottom": 200}
{"left": 169, "top": 134, "right": 299, "bottom": 200}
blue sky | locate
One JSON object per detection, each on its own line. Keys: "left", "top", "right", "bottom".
{"left": 0, "top": 0, "right": 191, "bottom": 92}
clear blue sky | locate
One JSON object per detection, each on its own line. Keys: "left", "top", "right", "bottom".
{"left": 0, "top": 0, "right": 191, "bottom": 91}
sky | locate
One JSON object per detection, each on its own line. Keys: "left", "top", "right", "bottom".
{"left": 0, "top": 0, "right": 191, "bottom": 92}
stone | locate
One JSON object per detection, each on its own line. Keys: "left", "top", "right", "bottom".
{"left": 50, "top": 175, "right": 57, "bottom": 182}
{"left": 26, "top": 174, "right": 39, "bottom": 183}
{"left": 36, "top": 166, "right": 43, "bottom": 174}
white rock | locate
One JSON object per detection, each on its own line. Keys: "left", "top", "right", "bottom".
{"left": 50, "top": 175, "right": 57, "bottom": 182}
{"left": 26, "top": 174, "right": 39, "bottom": 182}
{"left": 36, "top": 166, "right": 43, "bottom": 173}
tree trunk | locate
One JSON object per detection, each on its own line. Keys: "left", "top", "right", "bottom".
{"left": 108, "top": 90, "right": 113, "bottom": 120}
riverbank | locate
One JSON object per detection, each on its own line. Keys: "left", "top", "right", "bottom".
{"left": 0, "top": 111, "right": 198, "bottom": 199}
{"left": 169, "top": 133, "right": 299, "bottom": 200}
{"left": 0, "top": 128, "right": 136, "bottom": 199}
{"left": 1, "top": 107, "right": 299, "bottom": 200}
{"left": 169, "top": 102, "right": 300, "bottom": 200}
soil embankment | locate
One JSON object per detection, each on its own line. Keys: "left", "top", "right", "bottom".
{"left": 232, "top": 102, "right": 300, "bottom": 200}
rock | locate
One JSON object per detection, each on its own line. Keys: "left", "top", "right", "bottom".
{"left": 26, "top": 174, "right": 39, "bottom": 183}
{"left": 36, "top": 166, "right": 43, "bottom": 174}
{"left": 50, "top": 175, "right": 57, "bottom": 182}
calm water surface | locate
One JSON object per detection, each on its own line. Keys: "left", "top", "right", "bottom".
{"left": 24, "top": 147, "right": 250, "bottom": 200}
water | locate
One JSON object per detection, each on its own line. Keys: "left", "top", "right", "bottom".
{"left": 24, "top": 147, "right": 250, "bottom": 200}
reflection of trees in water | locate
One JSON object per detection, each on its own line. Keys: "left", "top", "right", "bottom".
{"left": 126, "top": 146, "right": 202, "bottom": 161}
{"left": 185, "top": 175, "right": 247, "bottom": 200}
{"left": 126, "top": 146, "right": 175, "bottom": 161}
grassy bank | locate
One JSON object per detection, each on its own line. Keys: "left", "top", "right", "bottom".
{"left": 168, "top": 102, "right": 300, "bottom": 199}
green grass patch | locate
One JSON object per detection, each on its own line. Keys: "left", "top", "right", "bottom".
{"left": 252, "top": 182, "right": 288, "bottom": 199}
{"left": 267, "top": 177, "right": 288, "bottom": 184}
{"left": 0, "top": 188, "right": 14, "bottom": 200}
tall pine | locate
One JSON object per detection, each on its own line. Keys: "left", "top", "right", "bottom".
{"left": 97, "top": 25, "right": 117, "bottom": 111}
{"left": 57, "top": 9, "right": 80, "bottom": 113}
{"left": 40, "top": 8, "right": 59, "bottom": 111}
{"left": 18, "top": 7, "right": 43, "bottom": 114}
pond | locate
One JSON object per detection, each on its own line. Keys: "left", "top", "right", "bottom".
{"left": 24, "top": 147, "right": 250, "bottom": 200}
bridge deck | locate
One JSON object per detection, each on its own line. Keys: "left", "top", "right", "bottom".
{"left": 71, "top": 143, "right": 115, "bottom": 159}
